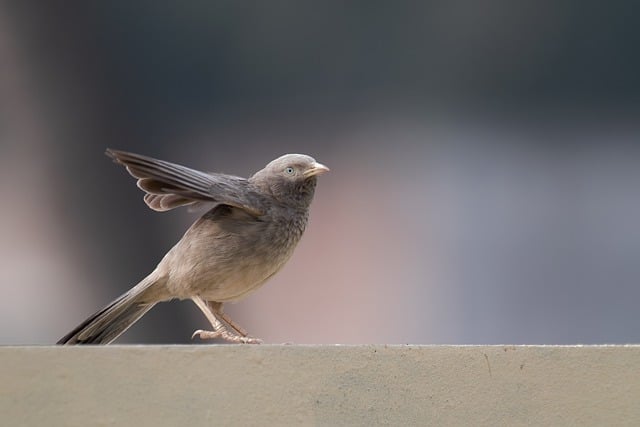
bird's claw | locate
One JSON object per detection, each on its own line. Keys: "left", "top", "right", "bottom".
{"left": 191, "top": 329, "right": 262, "bottom": 344}
{"left": 191, "top": 329, "right": 222, "bottom": 340}
{"left": 240, "top": 336, "right": 263, "bottom": 344}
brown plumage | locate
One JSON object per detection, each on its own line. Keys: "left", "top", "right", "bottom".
{"left": 58, "top": 149, "right": 328, "bottom": 344}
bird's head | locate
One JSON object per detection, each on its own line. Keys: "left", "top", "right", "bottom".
{"left": 250, "top": 154, "right": 329, "bottom": 207}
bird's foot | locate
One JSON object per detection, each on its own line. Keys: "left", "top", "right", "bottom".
{"left": 236, "top": 335, "right": 263, "bottom": 344}
{"left": 191, "top": 329, "right": 222, "bottom": 340}
{"left": 191, "top": 328, "right": 262, "bottom": 344}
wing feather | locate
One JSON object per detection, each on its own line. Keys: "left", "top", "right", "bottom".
{"left": 106, "top": 149, "right": 264, "bottom": 216}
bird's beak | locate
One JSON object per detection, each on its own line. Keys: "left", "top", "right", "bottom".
{"left": 304, "top": 162, "right": 330, "bottom": 177}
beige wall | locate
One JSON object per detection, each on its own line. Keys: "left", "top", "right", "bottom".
{"left": 1, "top": 345, "right": 639, "bottom": 426}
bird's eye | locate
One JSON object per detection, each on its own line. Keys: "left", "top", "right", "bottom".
{"left": 284, "top": 167, "right": 295, "bottom": 175}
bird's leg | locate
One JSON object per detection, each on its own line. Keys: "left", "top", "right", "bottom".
{"left": 190, "top": 296, "right": 261, "bottom": 344}
{"left": 213, "top": 302, "right": 262, "bottom": 343}
{"left": 208, "top": 301, "right": 250, "bottom": 337}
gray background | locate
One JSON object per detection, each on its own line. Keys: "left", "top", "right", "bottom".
{"left": 1, "top": 2, "right": 638, "bottom": 344}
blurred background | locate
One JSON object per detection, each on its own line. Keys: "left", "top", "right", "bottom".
{"left": 1, "top": 2, "right": 638, "bottom": 345}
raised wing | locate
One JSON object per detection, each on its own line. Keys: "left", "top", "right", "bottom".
{"left": 106, "top": 149, "right": 265, "bottom": 216}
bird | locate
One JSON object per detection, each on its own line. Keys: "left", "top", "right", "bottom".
{"left": 57, "top": 149, "right": 329, "bottom": 345}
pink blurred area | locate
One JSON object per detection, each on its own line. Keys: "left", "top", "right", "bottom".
{"left": 1, "top": 3, "right": 639, "bottom": 344}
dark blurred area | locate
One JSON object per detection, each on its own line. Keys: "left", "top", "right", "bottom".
{"left": 1, "top": 2, "right": 639, "bottom": 344}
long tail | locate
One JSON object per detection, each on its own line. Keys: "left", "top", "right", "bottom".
{"left": 57, "top": 274, "right": 164, "bottom": 345}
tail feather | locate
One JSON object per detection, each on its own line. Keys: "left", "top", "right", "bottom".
{"left": 58, "top": 275, "right": 163, "bottom": 345}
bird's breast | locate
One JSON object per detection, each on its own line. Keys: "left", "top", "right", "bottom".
{"left": 162, "top": 208, "right": 309, "bottom": 301}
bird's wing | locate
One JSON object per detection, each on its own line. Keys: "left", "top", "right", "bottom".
{"left": 106, "top": 149, "right": 265, "bottom": 216}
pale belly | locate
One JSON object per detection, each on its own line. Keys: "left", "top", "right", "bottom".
{"left": 159, "top": 210, "right": 304, "bottom": 302}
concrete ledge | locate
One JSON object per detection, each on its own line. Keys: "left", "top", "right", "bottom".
{"left": 1, "top": 345, "right": 639, "bottom": 426}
